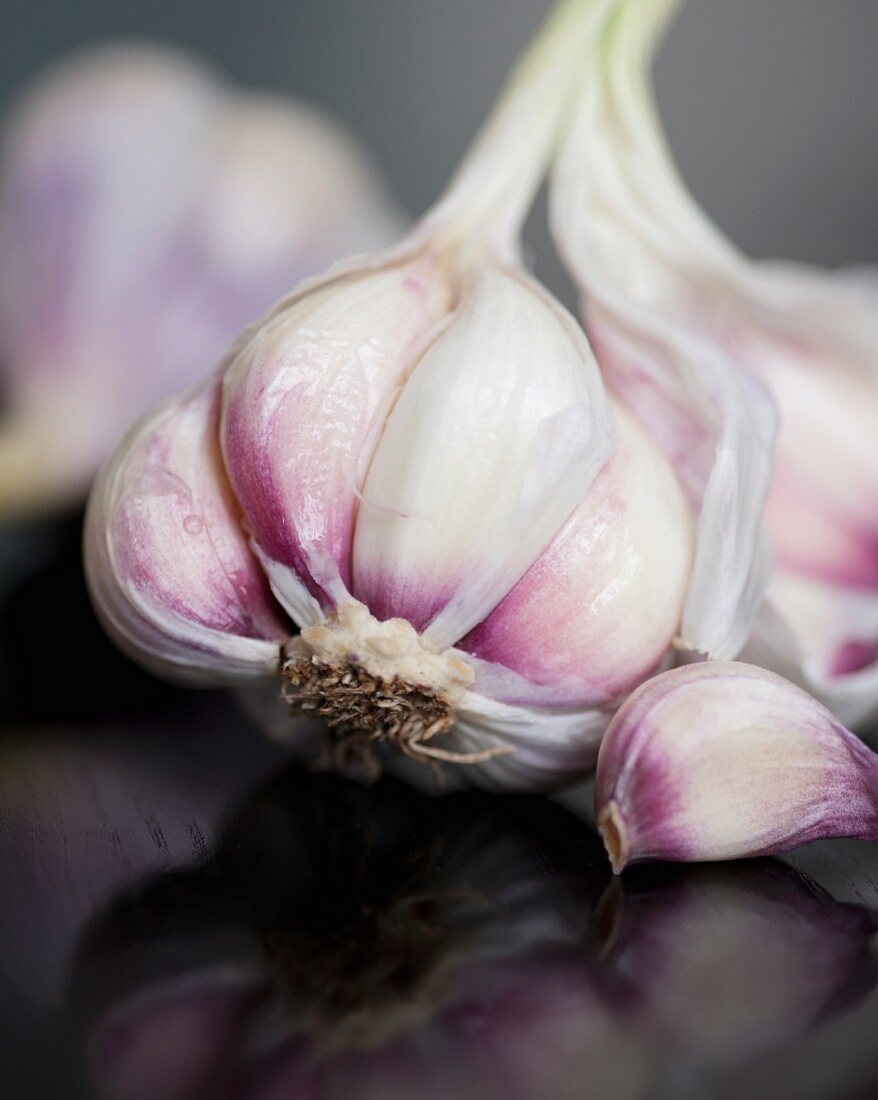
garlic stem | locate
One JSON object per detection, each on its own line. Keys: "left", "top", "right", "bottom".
{"left": 422, "top": 0, "right": 619, "bottom": 259}
{"left": 593, "top": 0, "right": 741, "bottom": 273}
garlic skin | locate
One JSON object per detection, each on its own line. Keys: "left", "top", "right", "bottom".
{"left": 0, "top": 44, "right": 402, "bottom": 519}
{"left": 349, "top": 265, "right": 611, "bottom": 650}
{"left": 460, "top": 398, "right": 693, "bottom": 708}
{"left": 595, "top": 662, "right": 878, "bottom": 872}
{"left": 85, "top": 381, "right": 290, "bottom": 684}
{"left": 551, "top": 0, "right": 878, "bottom": 724}
{"left": 86, "top": 0, "right": 744, "bottom": 790}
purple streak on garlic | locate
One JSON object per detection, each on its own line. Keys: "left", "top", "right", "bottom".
{"left": 595, "top": 661, "right": 878, "bottom": 872}
{"left": 220, "top": 250, "right": 454, "bottom": 615}
{"left": 744, "top": 576, "right": 878, "bottom": 731}
{"left": 0, "top": 44, "right": 402, "bottom": 518}
{"left": 460, "top": 400, "right": 693, "bottom": 707}
{"left": 551, "top": 0, "right": 878, "bottom": 723}
{"left": 85, "top": 381, "right": 290, "bottom": 684}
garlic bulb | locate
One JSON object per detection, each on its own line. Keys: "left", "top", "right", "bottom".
{"left": 551, "top": 0, "right": 878, "bottom": 727}
{"left": 595, "top": 662, "right": 878, "bottom": 871}
{"left": 0, "top": 44, "right": 402, "bottom": 519}
{"left": 86, "top": 0, "right": 771, "bottom": 791}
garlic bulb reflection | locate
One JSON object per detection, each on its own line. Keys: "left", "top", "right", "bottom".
{"left": 85, "top": 0, "right": 742, "bottom": 790}
{"left": 0, "top": 44, "right": 401, "bottom": 518}
{"left": 595, "top": 662, "right": 878, "bottom": 871}
{"left": 551, "top": 0, "right": 878, "bottom": 726}
{"left": 596, "top": 863, "right": 877, "bottom": 1060}
{"left": 75, "top": 772, "right": 647, "bottom": 1100}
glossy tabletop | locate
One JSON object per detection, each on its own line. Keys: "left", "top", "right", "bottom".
{"left": 1, "top": 524, "right": 878, "bottom": 1100}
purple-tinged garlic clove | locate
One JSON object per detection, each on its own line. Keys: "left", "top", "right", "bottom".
{"left": 595, "top": 661, "right": 878, "bottom": 872}
{"left": 352, "top": 266, "right": 611, "bottom": 649}
{"left": 459, "top": 399, "right": 692, "bottom": 708}
{"left": 219, "top": 249, "right": 454, "bottom": 620}
{"left": 84, "top": 380, "right": 290, "bottom": 683}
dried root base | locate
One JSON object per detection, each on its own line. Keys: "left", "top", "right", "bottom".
{"left": 283, "top": 657, "right": 507, "bottom": 779}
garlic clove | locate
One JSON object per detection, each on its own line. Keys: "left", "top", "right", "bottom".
{"left": 220, "top": 250, "right": 454, "bottom": 620}
{"left": 0, "top": 46, "right": 219, "bottom": 515}
{"left": 459, "top": 400, "right": 693, "bottom": 707}
{"left": 352, "top": 266, "right": 612, "bottom": 648}
{"left": 595, "top": 661, "right": 878, "bottom": 872}
{"left": 217, "top": 0, "right": 623, "bottom": 635}
{"left": 85, "top": 381, "right": 290, "bottom": 683}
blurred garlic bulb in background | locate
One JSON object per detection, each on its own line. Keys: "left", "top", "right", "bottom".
{"left": 551, "top": 0, "right": 878, "bottom": 727}
{"left": 84, "top": 0, "right": 756, "bottom": 791}
{"left": 0, "top": 43, "right": 402, "bottom": 519}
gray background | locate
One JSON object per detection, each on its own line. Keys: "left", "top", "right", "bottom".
{"left": 0, "top": 0, "right": 875, "bottom": 279}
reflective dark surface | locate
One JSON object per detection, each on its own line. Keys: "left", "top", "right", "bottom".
{"left": 3, "top": 524, "right": 878, "bottom": 1100}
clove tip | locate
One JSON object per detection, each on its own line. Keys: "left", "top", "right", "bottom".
{"left": 598, "top": 801, "right": 629, "bottom": 875}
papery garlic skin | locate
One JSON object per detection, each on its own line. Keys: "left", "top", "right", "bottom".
{"left": 595, "top": 662, "right": 878, "bottom": 872}
{"left": 86, "top": 0, "right": 706, "bottom": 791}
{"left": 551, "top": 0, "right": 878, "bottom": 723}
{"left": 0, "top": 44, "right": 402, "bottom": 518}
{"left": 85, "top": 381, "right": 290, "bottom": 684}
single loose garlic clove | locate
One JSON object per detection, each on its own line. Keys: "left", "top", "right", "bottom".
{"left": 85, "top": 381, "right": 290, "bottom": 683}
{"left": 0, "top": 44, "right": 402, "bottom": 519}
{"left": 595, "top": 662, "right": 878, "bottom": 872}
